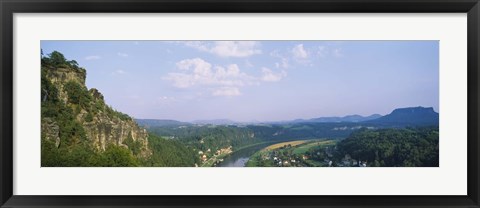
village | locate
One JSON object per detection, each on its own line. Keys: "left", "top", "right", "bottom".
{"left": 246, "top": 140, "right": 369, "bottom": 167}
{"left": 190, "top": 139, "right": 371, "bottom": 167}
{"left": 197, "top": 146, "right": 233, "bottom": 167}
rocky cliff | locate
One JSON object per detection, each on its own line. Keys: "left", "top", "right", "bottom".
{"left": 41, "top": 54, "right": 151, "bottom": 159}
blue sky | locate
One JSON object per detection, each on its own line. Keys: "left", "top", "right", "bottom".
{"left": 41, "top": 41, "right": 439, "bottom": 122}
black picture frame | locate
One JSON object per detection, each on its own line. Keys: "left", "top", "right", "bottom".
{"left": 1, "top": 0, "right": 479, "bottom": 207}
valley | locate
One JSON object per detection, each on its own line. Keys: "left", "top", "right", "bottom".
{"left": 40, "top": 50, "right": 440, "bottom": 168}
{"left": 139, "top": 120, "right": 439, "bottom": 167}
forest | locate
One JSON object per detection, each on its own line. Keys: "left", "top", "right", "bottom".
{"left": 336, "top": 127, "right": 439, "bottom": 167}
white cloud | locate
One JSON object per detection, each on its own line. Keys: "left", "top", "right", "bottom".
{"left": 169, "top": 58, "right": 255, "bottom": 88}
{"left": 212, "top": 87, "right": 241, "bottom": 97}
{"left": 183, "top": 41, "right": 210, "bottom": 52}
{"left": 117, "top": 52, "right": 128, "bottom": 57}
{"left": 164, "top": 58, "right": 256, "bottom": 96}
{"left": 292, "top": 44, "right": 308, "bottom": 59}
{"left": 261, "top": 67, "right": 287, "bottom": 82}
{"left": 179, "top": 41, "right": 262, "bottom": 57}
{"left": 85, "top": 55, "right": 101, "bottom": 60}
{"left": 211, "top": 41, "right": 261, "bottom": 57}
{"left": 164, "top": 73, "right": 193, "bottom": 88}
{"left": 165, "top": 58, "right": 288, "bottom": 97}
{"left": 176, "top": 58, "right": 212, "bottom": 76}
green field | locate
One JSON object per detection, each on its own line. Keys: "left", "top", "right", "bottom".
{"left": 292, "top": 140, "right": 336, "bottom": 155}
{"left": 263, "top": 140, "right": 308, "bottom": 151}
{"left": 246, "top": 139, "right": 336, "bottom": 167}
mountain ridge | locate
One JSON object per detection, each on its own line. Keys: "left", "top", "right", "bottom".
{"left": 307, "top": 114, "right": 382, "bottom": 123}
{"left": 365, "top": 106, "right": 438, "bottom": 126}
{"left": 137, "top": 106, "right": 437, "bottom": 127}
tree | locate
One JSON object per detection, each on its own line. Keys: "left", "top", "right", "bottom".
{"left": 48, "top": 51, "right": 67, "bottom": 66}
{"left": 64, "top": 81, "right": 91, "bottom": 108}
{"left": 68, "top": 60, "right": 79, "bottom": 68}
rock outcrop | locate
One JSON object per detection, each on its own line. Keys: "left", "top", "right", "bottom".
{"left": 41, "top": 63, "right": 151, "bottom": 158}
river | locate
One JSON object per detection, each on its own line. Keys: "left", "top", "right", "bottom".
{"left": 216, "top": 142, "right": 273, "bottom": 167}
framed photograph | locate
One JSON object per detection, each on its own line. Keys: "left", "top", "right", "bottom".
{"left": 1, "top": 0, "right": 479, "bottom": 207}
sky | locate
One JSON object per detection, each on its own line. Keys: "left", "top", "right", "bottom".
{"left": 41, "top": 41, "right": 439, "bottom": 122}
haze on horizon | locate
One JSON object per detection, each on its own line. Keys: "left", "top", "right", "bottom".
{"left": 41, "top": 41, "right": 439, "bottom": 122}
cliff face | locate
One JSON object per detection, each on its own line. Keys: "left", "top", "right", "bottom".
{"left": 82, "top": 109, "right": 150, "bottom": 155}
{"left": 43, "top": 67, "right": 85, "bottom": 104}
{"left": 41, "top": 64, "right": 151, "bottom": 158}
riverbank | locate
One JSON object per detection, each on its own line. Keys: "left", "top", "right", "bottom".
{"left": 216, "top": 142, "right": 277, "bottom": 167}
{"left": 201, "top": 139, "right": 332, "bottom": 167}
{"left": 201, "top": 141, "right": 278, "bottom": 167}
{"left": 201, "top": 151, "right": 231, "bottom": 167}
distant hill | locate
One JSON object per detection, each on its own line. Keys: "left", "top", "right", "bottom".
{"left": 192, "top": 119, "right": 236, "bottom": 125}
{"left": 136, "top": 118, "right": 239, "bottom": 127}
{"left": 308, "top": 114, "right": 382, "bottom": 123}
{"left": 136, "top": 119, "right": 190, "bottom": 127}
{"left": 137, "top": 107, "right": 438, "bottom": 128}
{"left": 365, "top": 106, "right": 438, "bottom": 126}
